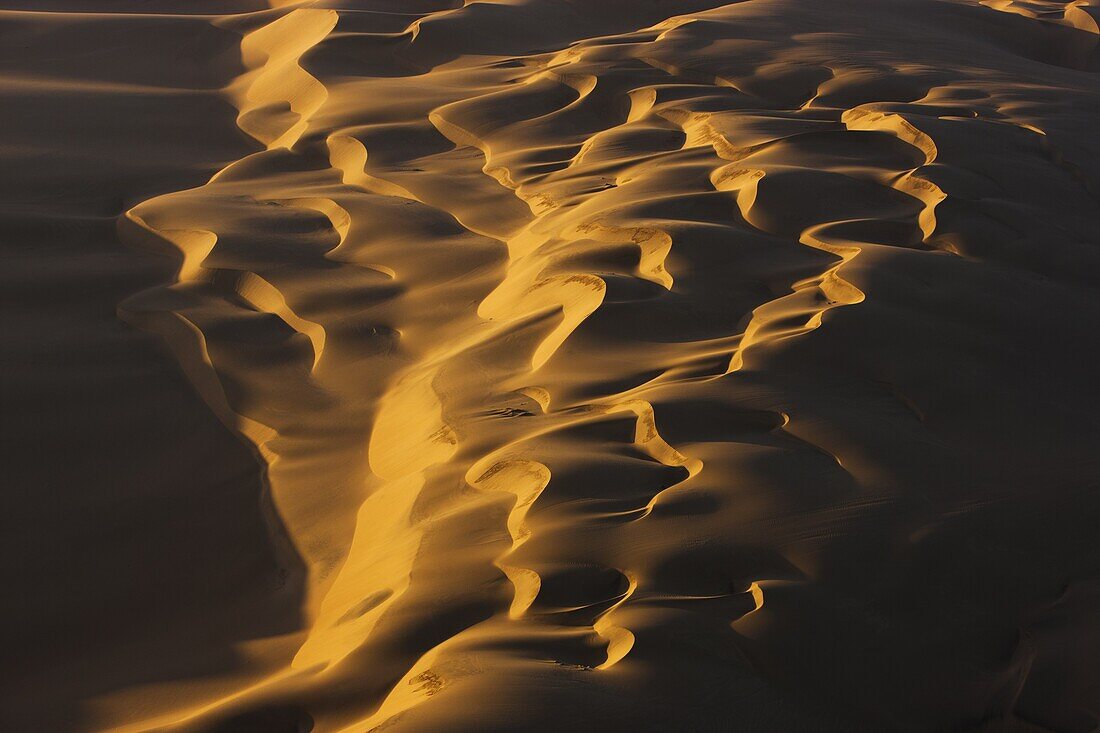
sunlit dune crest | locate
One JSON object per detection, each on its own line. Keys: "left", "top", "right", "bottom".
{"left": 3, "top": 0, "right": 1100, "bottom": 731}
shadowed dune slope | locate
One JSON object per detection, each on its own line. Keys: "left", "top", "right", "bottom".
{"left": 3, "top": 1, "right": 1100, "bottom": 731}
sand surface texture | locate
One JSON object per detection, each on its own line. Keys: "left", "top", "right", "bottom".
{"left": 3, "top": 1, "right": 1100, "bottom": 731}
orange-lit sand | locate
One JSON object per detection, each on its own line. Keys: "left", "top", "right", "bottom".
{"left": 3, "top": 1, "right": 1100, "bottom": 730}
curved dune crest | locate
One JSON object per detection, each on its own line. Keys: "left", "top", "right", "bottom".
{"left": 467, "top": 459, "right": 552, "bottom": 618}
{"left": 227, "top": 8, "right": 338, "bottom": 149}
{"left": 236, "top": 271, "right": 327, "bottom": 372}
{"left": 10, "top": 0, "right": 1100, "bottom": 731}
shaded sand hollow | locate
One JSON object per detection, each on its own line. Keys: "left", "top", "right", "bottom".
{"left": 2, "top": 1, "right": 1100, "bottom": 731}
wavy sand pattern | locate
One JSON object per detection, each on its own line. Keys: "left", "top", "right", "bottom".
{"left": 3, "top": 1, "right": 1100, "bottom": 731}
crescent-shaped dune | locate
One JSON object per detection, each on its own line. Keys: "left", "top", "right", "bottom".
{"left": 3, "top": 1, "right": 1100, "bottom": 731}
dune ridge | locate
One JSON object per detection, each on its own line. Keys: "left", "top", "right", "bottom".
{"left": 3, "top": 0, "right": 1100, "bottom": 731}
{"left": 103, "top": 0, "right": 1100, "bottom": 729}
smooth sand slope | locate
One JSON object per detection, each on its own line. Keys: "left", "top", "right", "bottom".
{"left": 2, "top": 1, "right": 1100, "bottom": 731}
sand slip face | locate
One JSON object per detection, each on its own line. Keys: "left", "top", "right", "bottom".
{"left": 3, "top": 1, "right": 1100, "bottom": 731}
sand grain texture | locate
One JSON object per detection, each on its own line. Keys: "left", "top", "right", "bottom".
{"left": 2, "top": 1, "right": 1100, "bottom": 731}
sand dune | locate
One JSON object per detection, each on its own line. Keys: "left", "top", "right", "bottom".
{"left": 3, "top": 0, "right": 1100, "bottom": 730}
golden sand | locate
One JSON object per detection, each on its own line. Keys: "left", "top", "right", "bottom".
{"left": 3, "top": 1, "right": 1099, "bottom": 730}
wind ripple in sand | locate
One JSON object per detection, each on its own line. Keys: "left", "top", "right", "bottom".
{"left": 8, "top": 0, "right": 1100, "bottom": 731}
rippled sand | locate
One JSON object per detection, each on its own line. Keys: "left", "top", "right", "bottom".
{"left": 3, "top": 1, "right": 1100, "bottom": 730}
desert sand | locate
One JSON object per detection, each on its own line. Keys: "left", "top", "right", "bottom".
{"left": 2, "top": 0, "right": 1099, "bottom": 730}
